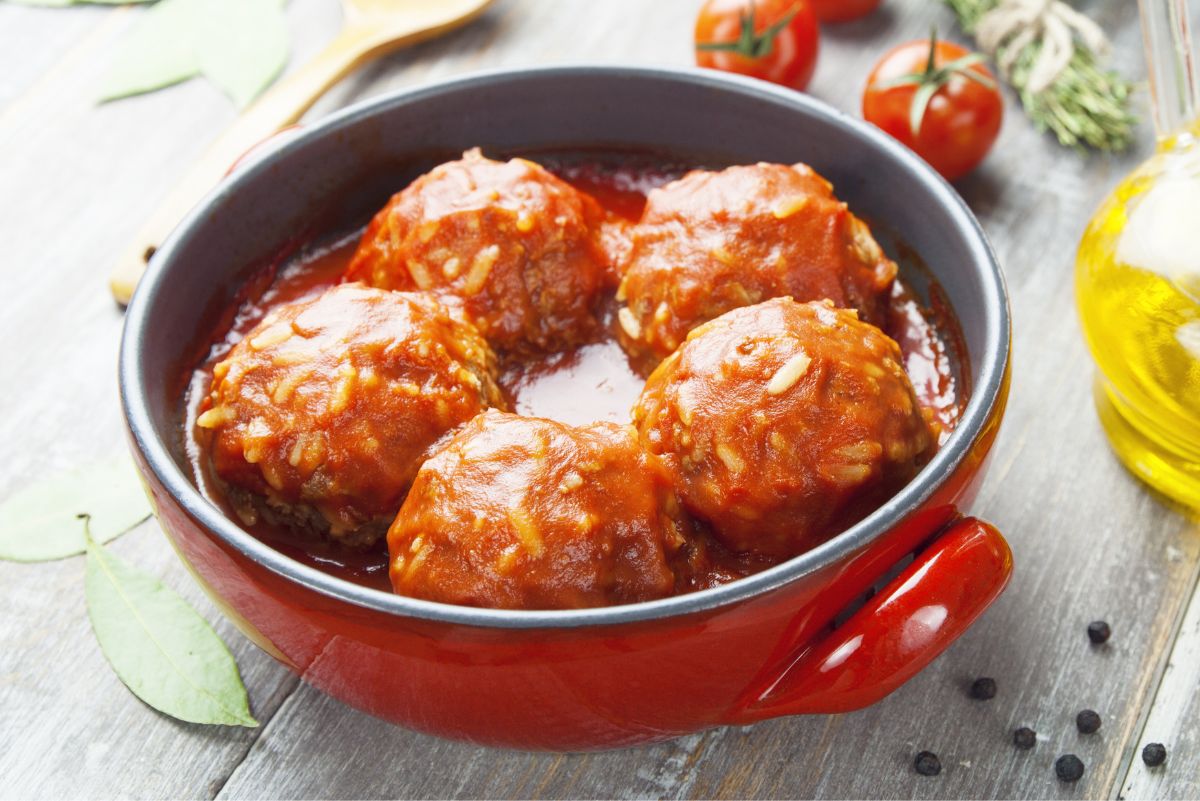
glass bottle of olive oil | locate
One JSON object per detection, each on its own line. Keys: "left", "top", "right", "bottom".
{"left": 1076, "top": 0, "right": 1200, "bottom": 507}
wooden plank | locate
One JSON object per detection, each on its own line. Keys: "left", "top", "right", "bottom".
{"left": 1120, "top": 562, "right": 1200, "bottom": 800}
{"left": 216, "top": 683, "right": 727, "bottom": 801}
{"left": 0, "top": 522, "right": 300, "bottom": 799}
{"left": 301, "top": 0, "right": 698, "bottom": 121}
{"left": 0, "top": 4, "right": 120, "bottom": 112}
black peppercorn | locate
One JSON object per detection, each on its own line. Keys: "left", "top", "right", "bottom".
{"left": 970, "top": 677, "right": 997, "bottom": 700}
{"left": 1076, "top": 709, "right": 1102, "bottom": 734}
{"left": 1013, "top": 727, "right": 1037, "bottom": 750}
{"left": 1056, "top": 754, "right": 1085, "bottom": 782}
{"left": 1087, "top": 620, "right": 1112, "bottom": 644}
{"left": 1142, "top": 743, "right": 1167, "bottom": 767}
{"left": 914, "top": 751, "right": 942, "bottom": 776}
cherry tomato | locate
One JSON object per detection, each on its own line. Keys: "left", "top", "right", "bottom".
{"left": 811, "top": 0, "right": 880, "bottom": 23}
{"left": 695, "top": 0, "right": 821, "bottom": 91}
{"left": 862, "top": 37, "right": 1003, "bottom": 181}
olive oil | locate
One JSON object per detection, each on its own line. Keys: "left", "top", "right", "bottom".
{"left": 1075, "top": 0, "right": 1200, "bottom": 507}
{"left": 1076, "top": 124, "right": 1200, "bottom": 506}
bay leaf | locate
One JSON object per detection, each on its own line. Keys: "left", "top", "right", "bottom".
{"left": 0, "top": 455, "right": 152, "bottom": 562}
{"left": 193, "top": 0, "right": 289, "bottom": 108}
{"left": 98, "top": 0, "right": 202, "bottom": 103}
{"left": 85, "top": 532, "right": 259, "bottom": 727}
{"left": 99, "top": 0, "right": 288, "bottom": 108}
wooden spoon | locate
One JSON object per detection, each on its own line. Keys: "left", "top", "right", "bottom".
{"left": 109, "top": 0, "right": 495, "bottom": 305}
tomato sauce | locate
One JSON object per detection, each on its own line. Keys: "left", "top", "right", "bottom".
{"left": 184, "top": 152, "right": 968, "bottom": 593}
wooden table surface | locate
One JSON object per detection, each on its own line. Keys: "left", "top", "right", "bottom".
{"left": 2, "top": 0, "right": 1198, "bottom": 798}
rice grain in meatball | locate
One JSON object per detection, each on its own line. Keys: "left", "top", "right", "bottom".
{"left": 634, "top": 297, "right": 934, "bottom": 559}
{"left": 388, "top": 411, "right": 693, "bottom": 609}
{"left": 616, "top": 162, "right": 897, "bottom": 369}
{"left": 345, "top": 148, "right": 612, "bottom": 355}
{"left": 197, "top": 284, "right": 506, "bottom": 547}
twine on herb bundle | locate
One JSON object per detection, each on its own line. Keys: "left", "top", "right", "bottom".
{"left": 944, "top": 0, "right": 1137, "bottom": 151}
{"left": 976, "top": 0, "right": 1109, "bottom": 93}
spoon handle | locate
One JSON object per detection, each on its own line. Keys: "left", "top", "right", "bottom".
{"left": 115, "top": 0, "right": 493, "bottom": 304}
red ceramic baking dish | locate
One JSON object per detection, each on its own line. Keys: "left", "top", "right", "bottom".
{"left": 119, "top": 66, "right": 1012, "bottom": 751}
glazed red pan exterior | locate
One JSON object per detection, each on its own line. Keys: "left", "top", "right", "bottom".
{"left": 120, "top": 67, "right": 1012, "bottom": 751}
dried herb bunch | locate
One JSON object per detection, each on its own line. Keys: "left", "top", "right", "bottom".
{"left": 943, "top": 0, "right": 1136, "bottom": 151}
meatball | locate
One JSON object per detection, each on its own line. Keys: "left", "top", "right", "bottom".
{"left": 197, "top": 284, "right": 506, "bottom": 547}
{"left": 616, "top": 162, "right": 897, "bottom": 369}
{"left": 633, "top": 297, "right": 934, "bottom": 559}
{"left": 344, "top": 149, "right": 611, "bottom": 355}
{"left": 388, "top": 411, "right": 693, "bottom": 609}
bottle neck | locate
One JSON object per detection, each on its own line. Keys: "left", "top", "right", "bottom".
{"left": 1140, "top": 0, "right": 1199, "bottom": 143}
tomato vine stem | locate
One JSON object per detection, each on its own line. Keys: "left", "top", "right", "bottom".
{"left": 873, "top": 28, "right": 996, "bottom": 136}
{"left": 695, "top": 1, "right": 800, "bottom": 59}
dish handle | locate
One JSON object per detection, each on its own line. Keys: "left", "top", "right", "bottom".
{"left": 726, "top": 517, "right": 1012, "bottom": 722}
